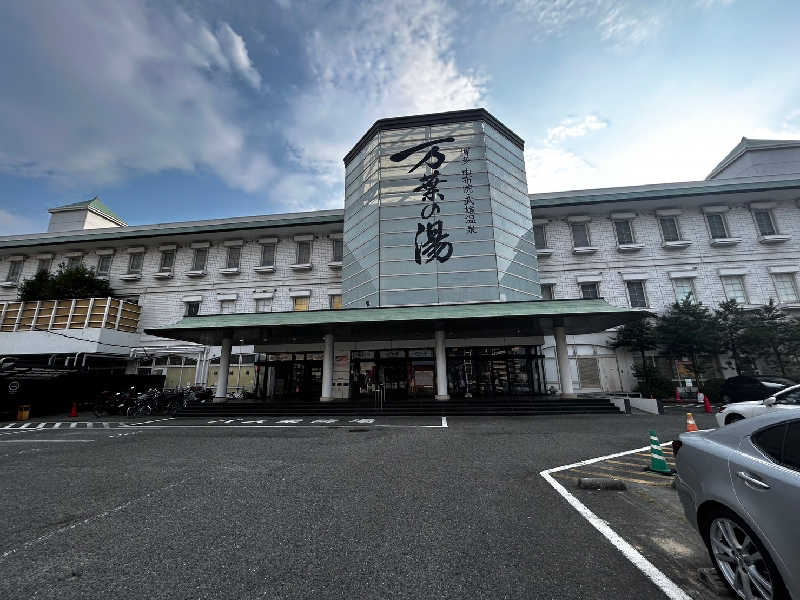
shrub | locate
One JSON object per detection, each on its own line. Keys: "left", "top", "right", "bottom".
{"left": 633, "top": 364, "right": 674, "bottom": 399}
{"left": 18, "top": 263, "right": 114, "bottom": 302}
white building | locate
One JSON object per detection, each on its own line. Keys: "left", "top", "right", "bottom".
{"left": 1, "top": 114, "right": 799, "bottom": 402}
{"left": 532, "top": 137, "right": 800, "bottom": 392}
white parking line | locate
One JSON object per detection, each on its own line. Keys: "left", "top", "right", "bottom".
{"left": 0, "top": 439, "right": 94, "bottom": 443}
{"left": 120, "top": 416, "right": 449, "bottom": 429}
{"left": 0, "top": 477, "right": 187, "bottom": 562}
{"left": 540, "top": 443, "right": 691, "bottom": 600}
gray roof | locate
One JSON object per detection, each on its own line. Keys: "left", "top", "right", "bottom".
{"left": 343, "top": 108, "right": 525, "bottom": 166}
{"left": 528, "top": 173, "right": 800, "bottom": 209}
{"left": 48, "top": 196, "right": 127, "bottom": 225}
{"left": 707, "top": 137, "right": 800, "bottom": 180}
{"left": 0, "top": 208, "right": 344, "bottom": 250}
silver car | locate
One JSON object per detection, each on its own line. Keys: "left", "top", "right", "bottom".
{"left": 675, "top": 411, "right": 799, "bottom": 600}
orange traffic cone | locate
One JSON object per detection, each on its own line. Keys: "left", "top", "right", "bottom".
{"left": 70, "top": 402, "right": 77, "bottom": 418}
{"left": 702, "top": 393, "right": 713, "bottom": 414}
{"left": 686, "top": 412, "right": 699, "bottom": 432}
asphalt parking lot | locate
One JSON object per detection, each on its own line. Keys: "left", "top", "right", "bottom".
{"left": 0, "top": 409, "right": 720, "bottom": 600}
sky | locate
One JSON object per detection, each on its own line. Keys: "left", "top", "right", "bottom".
{"left": 1, "top": 0, "right": 800, "bottom": 235}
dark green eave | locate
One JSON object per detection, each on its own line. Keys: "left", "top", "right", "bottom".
{"left": 0, "top": 210, "right": 344, "bottom": 250}
{"left": 529, "top": 177, "right": 800, "bottom": 209}
{"left": 147, "top": 299, "right": 650, "bottom": 346}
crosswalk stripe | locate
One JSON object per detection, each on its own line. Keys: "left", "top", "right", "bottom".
{"left": 53, "top": 422, "right": 62, "bottom": 428}
{"left": 20, "top": 423, "right": 31, "bottom": 429}
{"left": 69, "top": 422, "right": 77, "bottom": 428}
{"left": 35, "top": 423, "right": 46, "bottom": 429}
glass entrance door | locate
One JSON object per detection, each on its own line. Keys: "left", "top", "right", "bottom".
{"left": 447, "top": 346, "right": 546, "bottom": 398}
{"left": 378, "top": 359, "right": 408, "bottom": 401}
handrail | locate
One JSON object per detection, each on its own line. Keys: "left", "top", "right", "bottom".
{"left": 0, "top": 297, "right": 140, "bottom": 333}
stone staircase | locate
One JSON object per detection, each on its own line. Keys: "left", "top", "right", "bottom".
{"left": 175, "top": 395, "right": 622, "bottom": 417}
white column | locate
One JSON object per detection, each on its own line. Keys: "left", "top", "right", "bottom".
{"left": 554, "top": 326, "right": 575, "bottom": 398}
{"left": 321, "top": 333, "right": 334, "bottom": 402}
{"left": 214, "top": 335, "right": 233, "bottom": 402}
{"left": 434, "top": 329, "right": 449, "bottom": 401}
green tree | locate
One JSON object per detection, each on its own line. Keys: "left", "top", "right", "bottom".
{"left": 610, "top": 318, "right": 658, "bottom": 391}
{"left": 740, "top": 299, "right": 795, "bottom": 377}
{"left": 714, "top": 299, "right": 751, "bottom": 375}
{"left": 655, "top": 295, "right": 721, "bottom": 385}
{"left": 17, "top": 263, "right": 114, "bottom": 302}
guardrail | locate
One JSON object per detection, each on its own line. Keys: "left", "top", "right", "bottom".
{"left": 0, "top": 298, "right": 140, "bottom": 333}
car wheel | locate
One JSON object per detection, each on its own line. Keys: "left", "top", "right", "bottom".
{"left": 725, "top": 413, "right": 745, "bottom": 425}
{"left": 704, "top": 508, "right": 788, "bottom": 600}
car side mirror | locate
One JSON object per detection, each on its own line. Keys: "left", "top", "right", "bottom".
{"left": 764, "top": 396, "right": 777, "bottom": 406}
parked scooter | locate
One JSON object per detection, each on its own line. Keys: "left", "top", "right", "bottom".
{"left": 130, "top": 388, "right": 170, "bottom": 417}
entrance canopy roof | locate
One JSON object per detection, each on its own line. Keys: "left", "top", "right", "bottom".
{"left": 146, "top": 299, "right": 649, "bottom": 346}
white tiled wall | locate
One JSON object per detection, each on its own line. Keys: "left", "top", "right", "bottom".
{"left": 534, "top": 200, "right": 800, "bottom": 312}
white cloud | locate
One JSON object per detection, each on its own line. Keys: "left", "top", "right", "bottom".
{"left": 525, "top": 147, "right": 601, "bottom": 193}
{"left": 695, "top": 0, "right": 734, "bottom": 8}
{"left": 216, "top": 22, "right": 263, "bottom": 90}
{"left": 485, "top": 0, "right": 665, "bottom": 45}
{"left": 281, "top": 0, "right": 486, "bottom": 208}
{"left": 527, "top": 105, "right": 800, "bottom": 194}
{"left": 0, "top": 1, "right": 273, "bottom": 192}
{"left": 0, "top": 209, "right": 43, "bottom": 236}
{"left": 546, "top": 115, "right": 607, "bottom": 144}
{"left": 598, "top": 6, "right": 662, "bottom": 46}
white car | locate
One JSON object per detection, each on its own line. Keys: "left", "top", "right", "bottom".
{"left": 716, "top": 383, "right": 800, "bottom": 426}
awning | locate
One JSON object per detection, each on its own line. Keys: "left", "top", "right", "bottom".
{"left": 146, "top": 299, "right": 649, "bottom": 346}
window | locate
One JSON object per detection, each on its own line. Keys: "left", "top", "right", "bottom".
{"left": 533, "top": 224, "right": 547, "bottom": 248}
{"left": 6, "top": 261, "right": 22, "bottom": 283}
{"left": 255, "top": 298, "right": 271, "bottom": 313}
{"left": 37, "top": 258, "right": 52, "bottom": 274}
{"left": 673, "top": 278, "right": 694, "bottom": 302}
{"left": 614, "top": 220, "right": 635, "bottom": 245}
{"left": 753, "top": 423, "right": 786, "bottom": 463}
{"left": 220, "top": 300, "right": 235, "bottom": 314}
{"left": 127, "top": 253, "right": 143, "bottom": 274}
{"left": 540, "top": 284, "right": 554, "bottom": 300}
{"left": 753, "top": 209, "right": 777, "bottom": 236}
{"left": 226, "top": 246, "right": 241, "bottom": 270}
{"left": 577, "top": 357, "right": 601, "bottom": 388}
{"left": 721, "top": 276, "right": 747, "bottom": 304}
{"left": 659, "top": 217, "right": 680, "bottom": 242}
{"left": 570, "top": 223, "right": 590, "bottom": 247}
{"left": 778, "top": 388, "right": 800, "bottom": 405}
{"left": 96, "top": 255, "right": 112, "bottom": 277}
{"left": 580, "top": 283, "right": 599, "bottom": 299}
{"left": 706, "top": 213, "right": 728, "bottom": 239}
{"left": 192, "top": 247, "right": 208, "bottom": 271}
{"left": 185, "top": 301, "right": 200, "bottom": 317}
{"left": 66, "top": 256, "right": 82, "bottom": 269}
{"left": 159, "top": 250, "right": 175, "bottom": 273}
{"left": 783, "top": 423, "right": 800, "bottom": 470}
{"left": 626, "top": 281, "right": 648, "bottom": 308}
{"left": 331, "top": 239, "right": 343, "bottom": 263}
{"left": 329, "top": 294, "right": 342, "bottom": 310}
{"left": 296, "top": 240, "right": 311, "bottom": 264}
{"left": 773, "top": 273, "right": 799, "bottom": 303}
{"left": 293, "top": 296, "right": 309, "bottom": 311}
{"left": 260, "top": 243, "right": 276, "bottom": 267}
